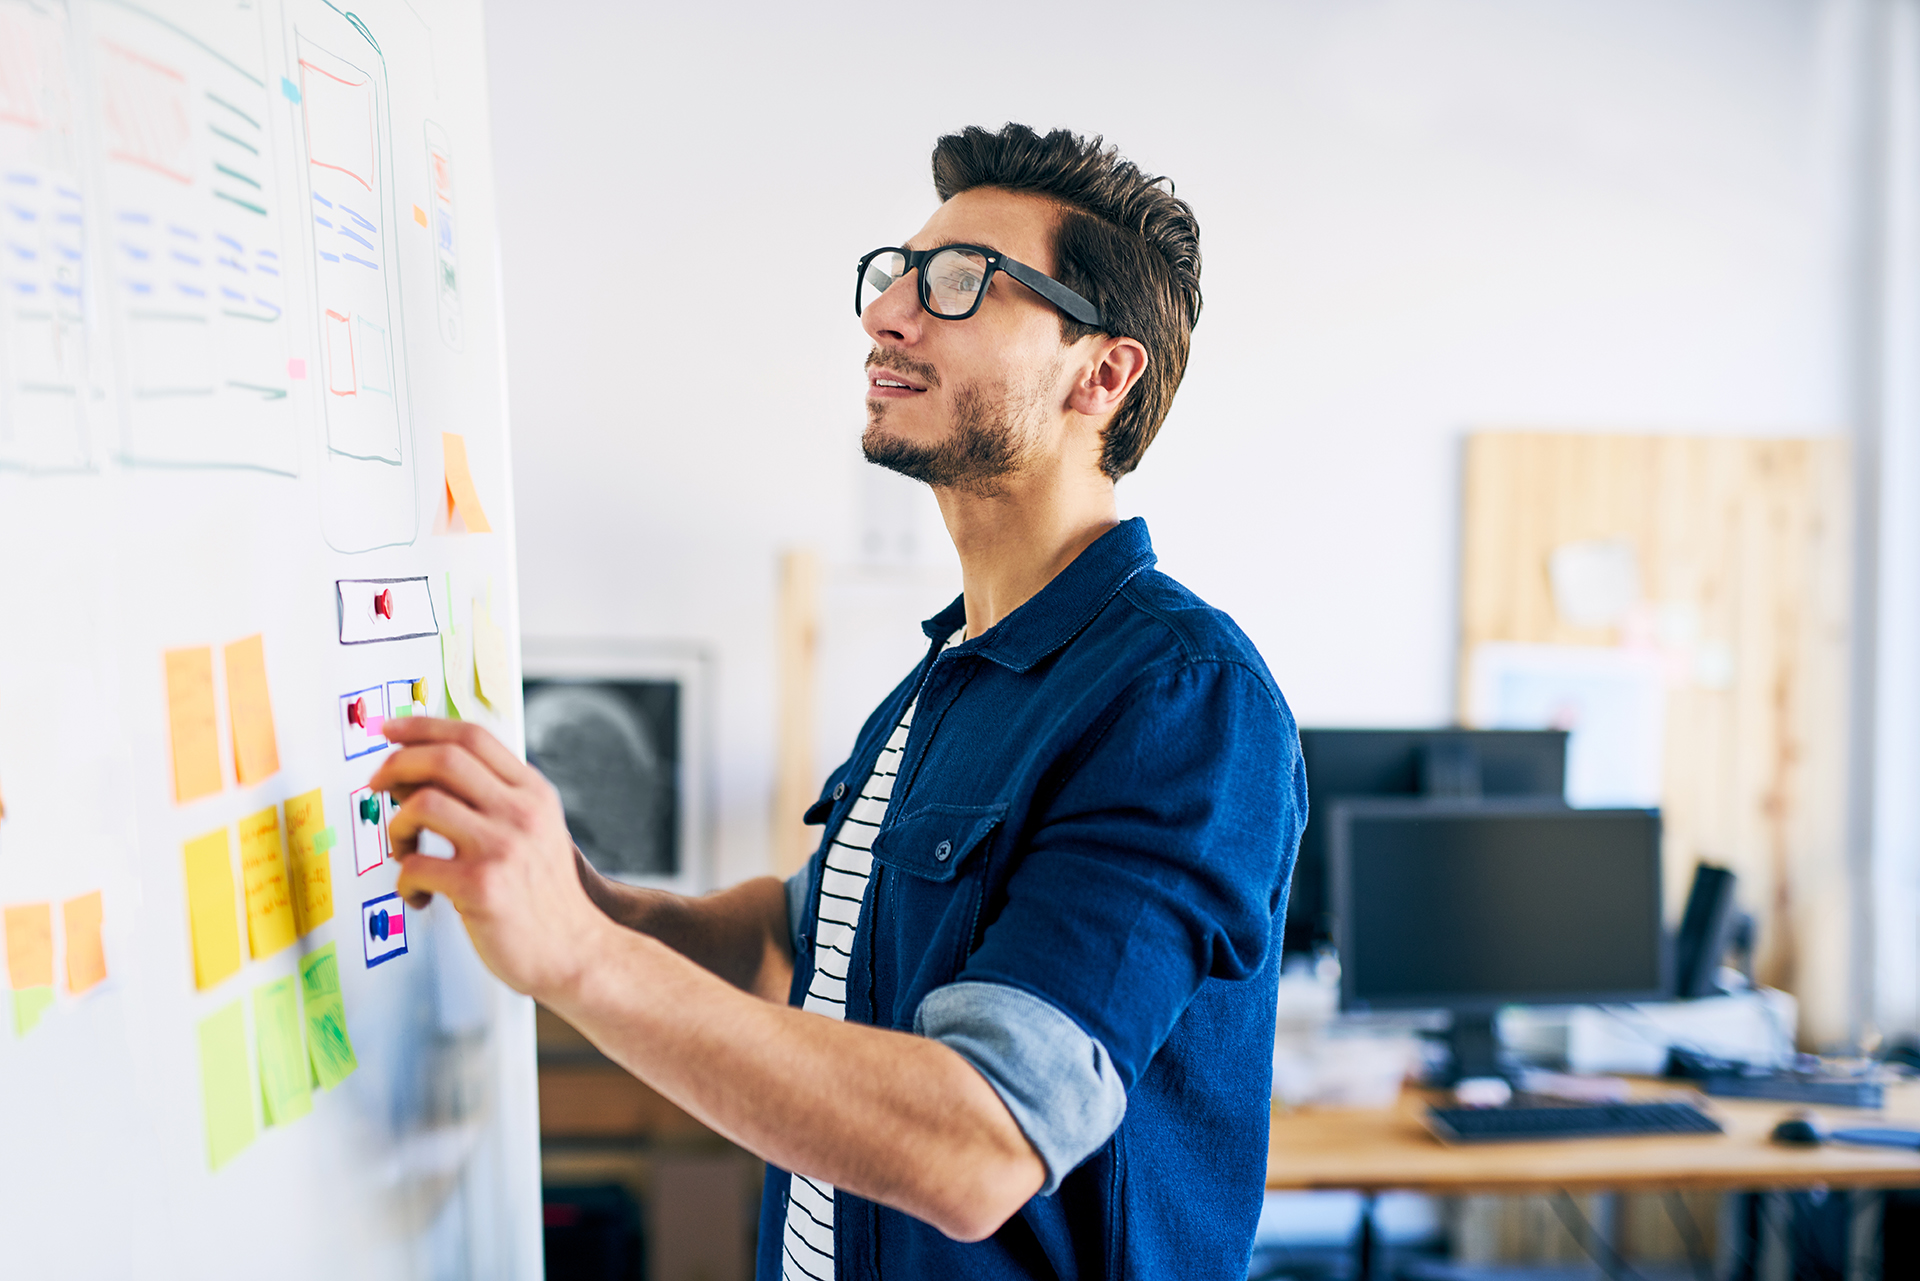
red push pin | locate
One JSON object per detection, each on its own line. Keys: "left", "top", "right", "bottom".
{"left": 347, "top": 696, "right": 367, "bottom": 727}
{"left": 375, "top": 589, "right": 394, "bottom": 619}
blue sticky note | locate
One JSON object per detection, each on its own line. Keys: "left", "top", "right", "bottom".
{"left": 280, "top": 76, "right": 300, "bottom": 104}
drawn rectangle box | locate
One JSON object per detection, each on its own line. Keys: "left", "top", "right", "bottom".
{"left": 337, "top": 577, "right": 438, "bottom": 645}
{"left": 360, "top": 892, "right": 406, "bottom": 967}
{"left": 348, "top": 785, "right": 386, "bottom": 876}
{"left": 386, "top": 678, "right": 426, "bottom": 719}
{"left": 338, "top": 684, "right": 388, "bottom": 759}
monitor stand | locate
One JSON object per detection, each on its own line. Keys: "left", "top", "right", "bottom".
{"left": 1442, "top": 1011, "right": 1518, "bottom": 1086}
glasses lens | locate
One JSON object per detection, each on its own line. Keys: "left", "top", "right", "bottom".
{"left": 860, "top": 250, "right": 906, "bottom": 315}
{"left": 924, "top": 248, "right": 989, "bottom": 317}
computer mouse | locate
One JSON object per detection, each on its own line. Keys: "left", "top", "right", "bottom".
{"left": 1770, "top": 1113, "right": 1827, "bottom": 1146}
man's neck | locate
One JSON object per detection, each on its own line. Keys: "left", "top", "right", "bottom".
{"left": 935, "top": 464, "right": 1119, "bottom": 640}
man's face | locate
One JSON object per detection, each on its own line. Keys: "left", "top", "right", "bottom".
{"left": 860, "top": 187, "right": 1086, "bottom": 495}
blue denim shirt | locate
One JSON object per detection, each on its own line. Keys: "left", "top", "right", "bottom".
{"left": 758, "top": 518, "right": 1307, "bottom": 1281}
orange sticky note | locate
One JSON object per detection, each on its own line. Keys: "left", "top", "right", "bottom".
{"left": 413, "top": 203, "right": 428, "bottom": 227}
{"left": 441, "top": 432, "right": 492, "bottom": 533}
{"left": 63, "top": 891, "right": 107, "bottom": 994}
{"left": 224, "top": 634, "right": 280, "bottom": 786}
{"left": 238, "top": 805, "right": 296, "bottom": 959}
{"left": 165, "top": 647, "right": 223, "bottom": 803}
{"left": 4, "top": 903, "right": 53, "bottom": 990}
{"left": 183, "top": 828, "right": 242, "bottom": 990}
{"left": 283, "top": 788, "right": 334, "bottom": 936}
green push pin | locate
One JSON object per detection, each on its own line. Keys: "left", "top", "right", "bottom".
{"left": 358, "top": 794, "right": 381, "bottom": 824}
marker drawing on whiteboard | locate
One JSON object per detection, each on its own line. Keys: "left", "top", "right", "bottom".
{"left": 361, "top": 893, "right": 408, "bottom": 967}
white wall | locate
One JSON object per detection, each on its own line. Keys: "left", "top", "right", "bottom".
{"left": 484, "top": 0, "right": 1860, "bottom": 889}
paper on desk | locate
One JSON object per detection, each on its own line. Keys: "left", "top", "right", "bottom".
{"left": 283, "top": 789, "right": 334, "bottom": 937}
{"left": 238, "top": 806, "right": 296, "bottom": 959}
{"left": 300, "top": 943, "right": 358, "bottom": 1089}
{"left": 63, "top": 892, "right": 106, "bottom": 994}
{"left": 198, "top": 999, "right": 255, "bottom": 1169}
{"left": 165, "top": 647, "right": 223, "bottom": 803}
{"left": 223, "top": 634, "right": 281, "bottom": 786}
{"left": 4, "top": 902, "right": 52, "bottom": 989}
{"left": 254, "top": 976, "right": 312, "bottom": 1125}
{"left": 184, "top": 828, "right": 242, "bottom": 990}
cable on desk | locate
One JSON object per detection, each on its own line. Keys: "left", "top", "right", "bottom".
{"left": 1550, "top": 1191, "right": 1656, "bottom": 1281}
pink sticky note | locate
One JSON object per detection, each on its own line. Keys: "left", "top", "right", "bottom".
{"left": 365, "top": 716, "right": 384, "bottom": 737}
{"left": 288, "top": 357, "right": 307, "bottom": 380}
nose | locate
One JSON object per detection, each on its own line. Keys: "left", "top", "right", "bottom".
{"left": 862, "top": 266, "right": 925, "bottom": 347}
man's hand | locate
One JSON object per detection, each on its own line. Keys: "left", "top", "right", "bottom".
{"left": 366, "top": 716, "right": 610, "bottom": 1001}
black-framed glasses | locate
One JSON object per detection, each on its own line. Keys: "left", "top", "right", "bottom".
{"left": 856, "top": 244, "right": 1103, "bottom": 327}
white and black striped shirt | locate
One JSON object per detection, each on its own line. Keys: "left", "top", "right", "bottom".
{"left": 780, "top": 632, "right": 959, "bottom": 1281}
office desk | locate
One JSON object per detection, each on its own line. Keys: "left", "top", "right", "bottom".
{"left": 1266, "top": 1082, "right": 1920, "bottom": 1277}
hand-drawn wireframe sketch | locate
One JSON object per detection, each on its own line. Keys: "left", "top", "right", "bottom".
{"left": 291, "top": 5, "right": 417, "bottom": 554}
{"left": 0, "top": 0, "right": 92, "bottom": 473}
{"left": 90, "top": 0, "right": 298, "bottom": 475}
{"left": 423, "top": 121, "right": 459, "bottom": 349}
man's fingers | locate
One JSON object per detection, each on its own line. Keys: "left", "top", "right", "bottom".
{"left": 367, "top": 740, "right": 516, "bottom": 815}
{"left": 381, "top": 716, "right": 532, "bottom": 785}
{"left": 394, "top": 851, "right": 470, "bottom": 912}
{"left": 385, "top": 783, "right": 497, "bottom": 859}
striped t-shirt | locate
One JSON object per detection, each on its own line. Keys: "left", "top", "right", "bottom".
{"left": 780, "top": 631, "right": 960, "bottom": 1281}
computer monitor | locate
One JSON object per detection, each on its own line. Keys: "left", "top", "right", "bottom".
{"left": 1286, "top": 729, "right": 1570, "bottom": 954}
{"left": 1330, "top": 798, "right": 1666, "bottom": 1082}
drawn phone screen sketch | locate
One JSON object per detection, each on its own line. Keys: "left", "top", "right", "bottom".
{"left": 90, "top": 0, "right": 297, "bottom": 474}
{"left": 294, "top": 9, "right": 415, "bottom": 552}
{"left": 424, "top": 121, "right": 459, "bottom": 348}
{"left": 0, "top": 0, "right": 91, "bottom": 473}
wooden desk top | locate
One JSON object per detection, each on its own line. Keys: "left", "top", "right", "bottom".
{"left": 1267, "top": 1081, "right": 1920, "bottom": 1195}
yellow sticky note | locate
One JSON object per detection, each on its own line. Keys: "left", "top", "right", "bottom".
{"left": 301, "top": 942, "right": 358, "bottom": 1090}
{"left": 441, "top": 432, "right": 493, "bottom": 532}
{"left": 198, "top": 999, "right": 255, "bottom": 1170}
{"left": 63, "top": 891, "right": 106, "bottom": 994}
{"left": 183, "top": 828, "right": 242, "bottom": 990}
{"left": 165, "top": 647, "right": 223, "bottom": 803}
{"left": 472, "top": 600, "right": 510, "bottom": 708}
{"left": 5, "top": 903, "right": 53, "bottom": 989}
{"left": 14, "top": 986, "right": 53, "bottom": 1034}
{"left": 223, "top": 634, "right": 281, "bottom": 786}
{"left": 238, "top": 806, "right": 296, "bottom": 960}
{"left": 255, "top": 976, "right": 312, "bottom": 1125}
{"left": 413, "top": 203, "right": 429, "bottom": 227}
{"left": 283, "top": 789, "right": 333, "bottom": 937}
{"left": 441, "top": 613, "right": 473, "bottom": 720}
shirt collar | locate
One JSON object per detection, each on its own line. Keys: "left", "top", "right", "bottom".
{"left": 920, "top": 517, "right": 1158, "bottom": 672}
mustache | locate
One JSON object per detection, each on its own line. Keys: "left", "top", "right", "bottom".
{"left": 865, "top": 346, "right": 940, "bottom": 389}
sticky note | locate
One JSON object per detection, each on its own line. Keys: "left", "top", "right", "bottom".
{"left": 283, "top": 789, "right": 334, "bottom": 937}
{"left": 223, "top": 634, "right": 280, "bottom": 786}
{"left": 13, "top": 986, "right": 52, "bottom": 1035}
{"left": 441, "top": 432, "right": 492, "bottom": 532}
{"left": 254, "top": 976, "right": 313, "bottom": 1125}
{"left": 441, "top": 624, "right": 473, "bottom": 720}
{"left": 183, "top": 828, "right": 242, "bottom": 990}
{"left": 472, "top": 600, "right": 509, "bottom": 707}
{"left": 279, "top": 75, "right": 300, "bottom": 103}
{"left": 413, "top": 203, "right": 428, "bottom": 227}
{"left": 238, "top": 806, "right": 296, "bottom": 959}
{"left": 4, "top": 902, "right": 52, "bottom": 989}
{"left": 198, "top": 999, "right": 255, "bottom": 1170}
{"left": 314, "top": 826, "right": 337, "bottom": 854}
{"left": 164, "top": 647, "right": 223, "bottom": 803}
{"left": 300, "top": 943, "right": 358, "bottom": 1089}
{"left": 288, "top": 357, "right": 306, "bottom": 380}
{"left": 63, "top": 891, "right": 107, "bottom": 994}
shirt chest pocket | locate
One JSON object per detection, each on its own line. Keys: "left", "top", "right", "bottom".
{"left": 867, "top": 803, "right": 1006, "bottom": 1006}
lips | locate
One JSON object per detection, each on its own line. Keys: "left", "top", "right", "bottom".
{"left": 867, "top": 366, "right": 930, "bottom": 398}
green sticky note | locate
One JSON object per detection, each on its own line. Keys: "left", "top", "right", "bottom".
{"left": 197, "top": 999, "right": 256, "bottom": 1170}
{"left": 313, "top": 826, "right": 337, "bottom": 855}
{"left": 254, "top": 976, "right": 312, "bottom": 1125}
{"left": 299, "top": 943, "right": 357, "bottom": 1090}
{"left": 12, "top": 985, "right": 53, "bottom": 1035}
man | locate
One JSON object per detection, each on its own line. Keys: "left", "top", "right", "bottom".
{"left": 373, "top": 123, "right": 1306, "bottom": 1280}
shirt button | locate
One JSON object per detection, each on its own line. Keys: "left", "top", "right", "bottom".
{"left": 934, "top": 840, "right": 952, "bottom": 862}
{"left": 833, "top": 782, "right": 847, "bottom": 801}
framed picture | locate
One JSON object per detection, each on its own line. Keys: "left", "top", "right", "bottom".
{"left": 520, "top": 638, "right": 712, "bottom": 896}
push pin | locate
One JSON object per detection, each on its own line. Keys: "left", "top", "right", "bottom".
{"left": 358, "top": 794, "right": 381, "bottom": 824}
{"left": 374, "top": 589, "right": 394, "bottom": 619}
{"left": 411, "top": 679, "right": 427, "bottom": 704}
{"left": 347, "top": 696, "right": 367, "bottom": 727}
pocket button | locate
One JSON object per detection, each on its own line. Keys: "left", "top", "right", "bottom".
{"left": 833, "top": 782, "right": 847, "bottom": 801}
{"left": 934, "top": 840, "right": 952, "bottom": 862}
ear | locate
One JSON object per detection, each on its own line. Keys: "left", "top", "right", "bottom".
{"left": 1066, "top": 336, "right": 1149, "bottom": 419}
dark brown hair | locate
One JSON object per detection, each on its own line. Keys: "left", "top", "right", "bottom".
{"left": 931, "top": 123, "right": 1202, "bottom": 479}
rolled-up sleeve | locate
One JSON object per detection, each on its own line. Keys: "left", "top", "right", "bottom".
{"left": 915, "top": 980, "right": 1127, "bottom": 1195}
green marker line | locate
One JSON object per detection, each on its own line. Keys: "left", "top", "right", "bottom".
{"left": 209, "top": 125, "right": 259, "bottom": 156}
{"left": 205, "top": 92, "right": 260, "bottom": 130}
{"left": 226, "top": 381, "right": 288, "bottom": 400}
{"left": 214, "top": 162, "right": 261, "bottom": 190}
{"left": 213, "top": 190, "right": 267, "bottom": 216}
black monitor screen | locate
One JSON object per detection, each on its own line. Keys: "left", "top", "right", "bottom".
{"left": 1332, "top": 801, "right": 1665, "bottom": 1011}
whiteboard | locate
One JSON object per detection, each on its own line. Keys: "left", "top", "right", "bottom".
{"left": 0, "top": 1, "right": 541, "bottom": 1278}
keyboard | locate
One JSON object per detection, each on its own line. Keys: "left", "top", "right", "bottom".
{"left": 1428, "top": 1099, "right": 1723, "bottom": 1144}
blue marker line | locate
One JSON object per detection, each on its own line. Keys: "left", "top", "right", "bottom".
{"left": 171, "top": 250, "right": 201, "bottom": 265}
{"left": 218, "top": 255, "right": 245, "bottom": 274}
{"left": 338, "top": 226, "right": 374, "bottom": 252}
{"left": 4, "top": 172, "right": 36, "bottom": 186}
{"left": 54, "top": 211, "right": 80, "bottom": 225}
{"left": 339, "top": 204, "right": 376, "bottom": 233}
{"left": 119, "top": 242, "right": 149, "bottom": 260}
{"left": 315, "top": 215, "right": 333, "bottom": 228}
{"left": 341, "top": 253, "right": 377, "bottom": 270}
{"left": 319, "top": 251, "right": 340, "bottom": 262}
{"left": 311, "top": 192, "right": 332, "bottom": 208}
{"left": 215, "top": 233, "right": 241, "bottom": 251}
{"left": 255, "top": 264, "right": 279, "bottom": 276}
{"left": 7, "top": 243, "right": 34, "bottom": 261}
{"left": 51, "top": 282, "right": 77, "bottom": 297}
{"left": 9, "top": 203, "right": 36, "bottom": 221}
{"left": 10, "top": 281, "right": 36, "bottom": 295}
{"left": 116, "top": 210, "right": 149, "bottom": 223}
{"left": 220, "top": 286, "right": 245, "bottom": 301}
{"left": 175, "top": 282, "right": 207, "bottom": 297}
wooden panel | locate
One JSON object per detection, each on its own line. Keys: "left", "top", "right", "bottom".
{"left": 772, "top": 548, "right": 822, "bottom": 878}
{"left": 1459, "top": 433, "right": 1851, "bottom": 1046}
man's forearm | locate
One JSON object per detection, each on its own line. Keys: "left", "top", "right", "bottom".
{"left": 575, "top": 854, "right": 793, "bottom": 1002}
{"left": 545, "top": 916, "right": 1045, "bottom": 1242}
